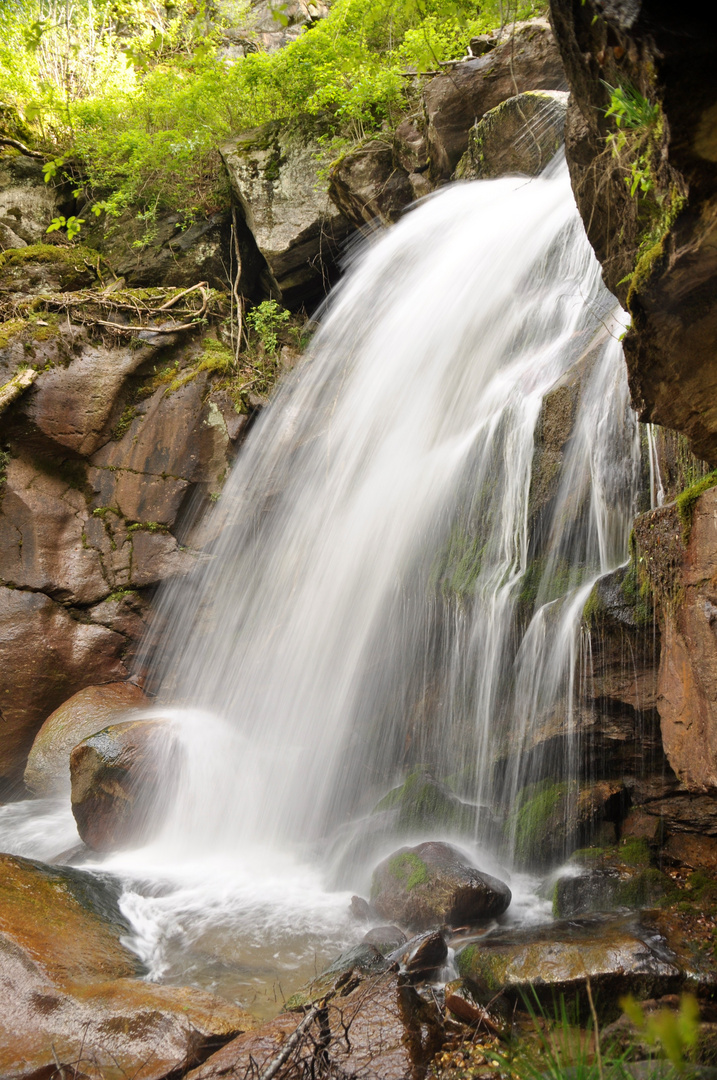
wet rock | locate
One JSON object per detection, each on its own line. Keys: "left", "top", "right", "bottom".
{"left": 388, "top": 929, "right": 448, "bottom": 976}
{"left": 328, "top": 141, "right": 415, "bottom": 228}
{"left": 423, "top": 20, "right": 565, "bottom": 181}
{"left": 189, "top": 969, "right": 443, "bottom": 1080}
{"left": 325, "top": 942, "right": 387, "bottom": 976}
{"left": 456, "top": 913, "right": 680, "bottom": 1011}
{"left": 0, "top": 586, "right": 127, "bottom": 789}
{"left": 362, "top": 925, "right": 407, "bottom": 954}
{"left": 70, "top": 717, "right": 179, "bottom": 851}
{"left": 350, "top": 894, "right": 373, "bottom": 921}
{"left": 553, "top": 845, "right": 675, "bottom": 918}
{"left": 373, "top": 770, "right": 485, "bottom": 837}
{"left": 444, "top": 979, "right": 504, "bottom": 1031}
{"left": 370, "top": 841, "right": 511, "bottom": 932}
{"left": 455, "top": 90, "right": 568, "bottom": 180}
{"left": 221, "top": 122, "right": 353, "bottom": 308}
{"left": 0, "top": 852, "right": 251, "bottom": 1079}
{"left": 24, "top": 682, "right": 148, "bottom": 797}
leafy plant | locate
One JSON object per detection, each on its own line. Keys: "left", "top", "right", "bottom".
{"left": 603, "top": 82, "right": 660, "bottom": 198}
{"left": 246, "top": 300, "right": 291, "bottom": 355}
{"left": 620, "top": 994, "right": 700, "bottom": 1072}
{"left": 46, "top": 214, "right": 85, "bottom": 240}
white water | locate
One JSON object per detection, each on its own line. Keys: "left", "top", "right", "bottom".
{"left": 0, "top": 155, "right": 640, "bottom": 1010}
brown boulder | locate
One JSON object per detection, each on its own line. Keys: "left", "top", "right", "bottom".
{"left": 370, "top": 841, "right": 511, "bottom": 932}
{"left": 0, "top": 852, "right": 251, "bottom": 1080}
{"left": 455, "top": 90, "right": 568, "bottom": 180}
{"left": 24, "top": 682, "right": 148, "bottom": 797}
{"left": 70, "top": 717, "right": 178, "bottom": 851}
{"left": 328, "top": 142, "right": 416, "bottom": 228}
{"left": 423, "top": 20, "right": 565, "bottom": 181}
{"left": 0, "top": 586, "right": 126, "bottom": 788}
{"left": 188, "top": 969, "right": 443, "bottom": 1080}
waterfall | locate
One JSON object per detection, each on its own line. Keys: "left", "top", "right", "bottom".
{"left": 0, "top": 154, "right": 641, "bottom": 1006}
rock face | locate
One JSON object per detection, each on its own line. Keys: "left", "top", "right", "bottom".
{"left": 328, "top": 140, "right": 417, "bottom": 228}
{"left": 370, "top": 841, "right": 511, "bottom": 931}
{"left": 0, "top": 852, "right": 251, "bottom": 1080}
{"left": 553, "top": 847, "right": 674, "bottom": 918}
{"left": 0, "top": 156, "right": 68, "bottom": 244}
{"left": 221, "top": 123, "right": 353, "bottom": 307}
{"left": 24, "top": 682, "right": 148, "bottom": 796}
{"left": 70, "top": 717, "right": 178, "bottom": 851}
{"left": 635, "top": 486, "right": 717, "bottom": 794}
{"left": 0, "top": 253, "right": 247, "bottom": 784}
{"left": 548, "top": 1, "right": 717, "bottom": 462}
{"left": 455, "top": 90, "right": 568, "bottom": 180}
{"left": 423, "top": 20, "right": 566, "bottom": 181}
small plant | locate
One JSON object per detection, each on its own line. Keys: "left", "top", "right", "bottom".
{"left": 620, "top": 994, "right": 700, "bottom": 1072}
{"left": 603, "top": 82, "right": 660, "bottom": 198}
{"left": 246, "top": 299, "right": 291, "bottom": 356}
{"left": 46, "top": 215, "right": 85, "bottom": 241}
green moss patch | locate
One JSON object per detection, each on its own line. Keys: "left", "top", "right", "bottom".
{"left": 676, "top": 470, "right": 717, "bottom": 542}
{"left": 386, "top": 852, "right": 429, "bottom": 891}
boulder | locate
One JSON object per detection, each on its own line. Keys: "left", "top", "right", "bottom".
{"left": 0, "top": 154, "right": 67, "bottom": 244}
{"left": 456, "top": 913, "right": 680, "bottom": 1012}
{"left": 70, "top": 717, "right": 179, "bottom": 851}
{"left": 362, "top": 925, "right": 407, "bottom": 954}
{"left": 455, "top": 90, "right": 568, "bottom": 180}
{"left": 24, "top": 682, "right": 148, "bottom": 797}
{"left": 221, "top": 122, "right": 353, "bottom": 308}
{"left": 188, "top": 968, "right": 443, "bottom": 1080}
{"left": 423, "top": 20, "right": 565, "bottom": 181}
{"left": 552, "top": 845, "right": 676, "bottom": 918}
{"left": 0, "top": 586, "right": 127, "bottom": 789}
{"left": 0, "top": 852, "right": 251, "bottom": 1080}
{"left": 0, "top": 242, "right": 100, "bottom": 296}
{"left": 370, "top": 841, "right": 511, "bottom": 931}
{"left": 387, "top": 929, "right": 448, "bottom": 976}
{"left": 328, "top": 141, "right": 415, "bottom": 228}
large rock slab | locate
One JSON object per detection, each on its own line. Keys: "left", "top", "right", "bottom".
{"left": 423, "top": 20, "right": 565, "bottom": 181}
{"left": 0, "top": 586, "right": 127, "bottom": 789}
{"left": 328, "top": 141, "right": 416, "bottom": 228}
{"left": 455, "top": 90, "right": 568, "bottom": 180}
{"left": 221, "top": 122, "right": 353, "bottom": 308}
{"left": 188, "top": 969, "right": 443, "bottom": 1080}
{"left": 70, "top": 717, "right": 178, "bottom": 851}
{"left": 0, "top": 853, "right": 251, "bottom": 1080}
{"left": 370, "top": 841, "right": 511, "bottom": 931}
{"left": 456, "top": 913, "right": 681, "bottom": 1008}
{"left": 24, "top": 682, "right": 148, "bottom": 796}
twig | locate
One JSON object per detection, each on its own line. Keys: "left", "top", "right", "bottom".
{"left": 256, "top": 1001, "right": 326, "bottom": 1080}
{"left": 0, "top": 136, "right": 44, "bottom": 158}
{"left": 156, "top": 280, "right": 207, "bottom": 311}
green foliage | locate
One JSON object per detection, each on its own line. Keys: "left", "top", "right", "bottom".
{"left": 46, "top": 214, "right": 85, "bottom": 240}
{"left": 620, "top": 994, "right": 700, "bottom": 1072}
{"left": 245, "top": 299, "right": 291, "bottom": 356}
{"left": 603, "top": 81, "right": 660, "bottom": 199}
{"left": 675, "top": 470, "right": 717, "bottom": 542}
{"left": 0, "top": 0, "right": 545, "bottom": 218}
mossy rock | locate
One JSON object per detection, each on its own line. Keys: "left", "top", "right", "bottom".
{"left": 553, "top": 845, "right": 677, "bottom": 918}
{"left": 372, "top": 770, "right": 481, "bottom": 836}
{"left": 0, "top": 243, "right": 101, "bottom": 293}
{"left": 370, "top": 840, "right": 511, "bottom": 932}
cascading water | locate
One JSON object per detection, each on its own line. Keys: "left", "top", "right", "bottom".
{"left": 0, "top": 153, "right": 642, "bottom": 1011}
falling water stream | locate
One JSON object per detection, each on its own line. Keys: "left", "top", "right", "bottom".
{"left": 0, "top": 154, "right": 642, "bottom": 1014}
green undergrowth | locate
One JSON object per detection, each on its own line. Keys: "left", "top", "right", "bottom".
{"left": 0, "top": 0, "right": 545, "bottom": 224}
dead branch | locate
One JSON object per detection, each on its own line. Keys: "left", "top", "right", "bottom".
{"left": 0, "top": 136, "right": 44, "bottom": 158}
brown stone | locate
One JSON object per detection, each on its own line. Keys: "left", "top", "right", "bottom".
{"left": 70, "top": 717, "right": 179, "bottom": 851}
{"left": 0, "top": 586, "right": 126, "bottom": 787}
{"left": 0, "top": 455, "right": 108, "bottom": 604}
{"left": 370, "top": 841, "right": 511, "bottom": 932}
{"left": 328, "top": 142, "right": 415, "bottom": 228}
{"left": 663, "top": 833, "right": 717, "bottom": 872}
{"left": 24, "top": 682, "right": 148, "bottom": 797}
{"left": 0, "top": 852, "right": 251, "bottom": 1080}
{"left": 423, "top": 20, "right": 565, "bottom": 181}
{"left": 455, "top": 90, "right": 568, "bottom": 180}
{"left": 188, "top": 970, "right": 442, "bottom": 1080}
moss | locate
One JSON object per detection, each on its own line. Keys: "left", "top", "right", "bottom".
{"left": 126, "top": 521, "right": 168, "bottom": 534}
{"left": 387, "top": 852, "right": 429, "bottom": 891}
{"left": 676, "top": 470, "right": 717, "bottom": 542}
{"left": 508, "top": 780, "right": 568, "bottom": 863}
{"left": 373, "top": 770, "right": 469, "bottom": 832}
{"left": 0, "top": 318, "right": 28, "bottom": 350}
{"left": 617, "top": 837, "right": 651, "bottom": 868}
{"left": 113, "top": 404, "right": 138, "bottom": 441}
{"left": 0, "top": 242, "right": 101, "bottom": 271}
{"left": 105, "top": 587, "right": 138, "bottom": 603}
{"left": 614, "top": 868, "right": 676, "bottom": 908}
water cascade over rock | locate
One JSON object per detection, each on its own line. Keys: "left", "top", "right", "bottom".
{"left": 0, "top": 155, "right": 642, "bottom": 1008}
